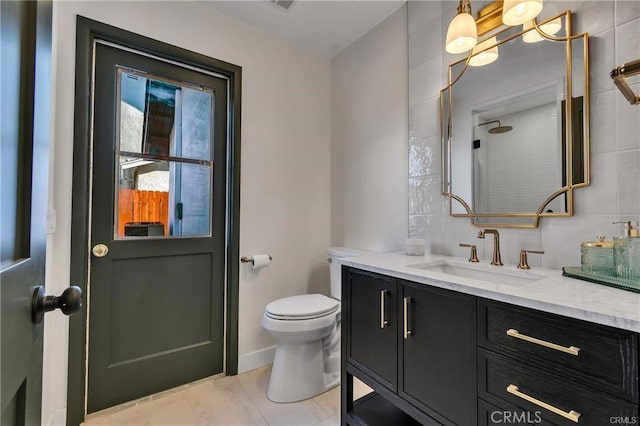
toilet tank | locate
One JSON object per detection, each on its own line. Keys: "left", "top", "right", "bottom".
{"left": 328, "top": 247, "right": 372, "bottom": 300}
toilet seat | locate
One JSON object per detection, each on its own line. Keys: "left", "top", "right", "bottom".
{"left": 265, "top": 294, "right": 339, "bottom": 320}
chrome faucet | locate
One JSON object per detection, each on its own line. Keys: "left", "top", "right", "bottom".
{"left": 477, "top": 228, "right": 503, "bottom": 266}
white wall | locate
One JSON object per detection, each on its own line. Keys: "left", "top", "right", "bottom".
{"left": 331, "top": 5, "right": 409, "bottom": 252}
{"left": 43, "top": 1, "right": 331, "bottom": 424}
{"left": 408, "top": 0, "right": 640, "bottom": 267}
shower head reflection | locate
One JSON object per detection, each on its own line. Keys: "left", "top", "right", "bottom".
{"left": 478, "top": 120, "right": 513, "bottom": 134}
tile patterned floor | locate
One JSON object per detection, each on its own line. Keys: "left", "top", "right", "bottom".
{"left": 82, "top": 366, "right": 372, "bottom": 426}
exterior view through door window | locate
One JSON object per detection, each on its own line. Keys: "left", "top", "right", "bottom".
{"left": 116, "top": 68, "right": 213, "bottom": 238}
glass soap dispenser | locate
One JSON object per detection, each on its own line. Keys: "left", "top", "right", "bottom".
{"left": 613, "top": 221, "right": 640, "bottom": 280}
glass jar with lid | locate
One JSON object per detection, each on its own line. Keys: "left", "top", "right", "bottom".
{"left": 581, "top": 235, "right": 614, "bottom": 276}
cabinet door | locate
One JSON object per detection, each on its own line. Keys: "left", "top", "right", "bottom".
{"left": 399, "top": 281, "right": 477, "bottom": 425}
{"left": 346, "top": 269, "right": 397, "bottom": 391}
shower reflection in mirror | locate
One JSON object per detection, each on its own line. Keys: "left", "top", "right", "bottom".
{"left": 470, "top": 90, "right": 565, "bottom": 216}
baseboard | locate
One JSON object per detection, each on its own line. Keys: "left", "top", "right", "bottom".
{"left": 44, "top": 408, "right": 66, "bottom": 426}
{"left": 237, "top": 346, "right": 276, "bottom": 374}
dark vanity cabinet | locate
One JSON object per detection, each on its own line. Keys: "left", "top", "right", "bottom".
{"left": 342, "top": 266, "right": 640, "bottom": 425}
{"left": 342, "top": 268, "right": 477, "bottom": 425}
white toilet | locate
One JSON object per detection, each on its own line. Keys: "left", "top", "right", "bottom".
{"left": 261, "top": 247, "right": 367, "bottom": 403}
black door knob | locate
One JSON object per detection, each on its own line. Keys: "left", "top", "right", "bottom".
{"left": 32, "top": 285, "right": 82, "bottom": 324}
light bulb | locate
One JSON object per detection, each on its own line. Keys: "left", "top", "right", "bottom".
{"left": 469, "top": 37, "right": 499, "bottom": 67}
{"left": 446, "top": 11, "right": 478, "bottom": 54}
{"left": 522, "top": 17, "right": 562, "bottom": 43}
{"left": 502, "top": 0, "right": 543, "bottom": 26}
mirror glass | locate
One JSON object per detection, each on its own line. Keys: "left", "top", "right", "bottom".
{"left": 441, "top": 11, "right": 589, "bottom": 227}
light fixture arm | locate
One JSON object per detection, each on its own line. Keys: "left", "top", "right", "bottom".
{"left": 478, "top": 120, "right": 501, "bottom": 128}
{"left": 458, "top": 0, "right": 473, "bottom": 15}
{"left": 611, "top": 59, "right": 640, "bottom": 105}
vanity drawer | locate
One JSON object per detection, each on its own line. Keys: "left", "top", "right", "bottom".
{"left": 478, "top": 299, "right": 638, "bottom": 402}
{"left": 479, "top": 349, "right": 638, "bottom": 425}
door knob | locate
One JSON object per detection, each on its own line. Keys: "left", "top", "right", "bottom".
{"left": 92, "top": 243, "right": 109, "bottom": 257}
{"left": 32, "top": 285, "right": 82, "bottom": 324}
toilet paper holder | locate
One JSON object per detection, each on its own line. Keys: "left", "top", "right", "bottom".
{"left": 241, "top": 255, "right": 272, "bottom": 264}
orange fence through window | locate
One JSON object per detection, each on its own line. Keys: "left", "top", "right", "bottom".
{"left": 118, "top": 189, "right": 169, "bottom": 236}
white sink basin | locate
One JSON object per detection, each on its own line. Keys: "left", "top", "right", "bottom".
{"left": 409, "top": 260, "right": 543, "bottom": 286}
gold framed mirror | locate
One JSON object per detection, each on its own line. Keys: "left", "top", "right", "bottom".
{"left": 440, "top": 10, "right": 590, "bottom": 228}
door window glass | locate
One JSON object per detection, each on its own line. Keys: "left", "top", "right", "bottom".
{"left": 115, "top": 68, "right": 213, "bottom": 238}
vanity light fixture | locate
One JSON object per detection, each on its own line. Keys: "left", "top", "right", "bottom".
{"left": 469, "top": 37, "right": 499, "bottom": 67}
{"left": 522, "top": 17, "right": 562, "bottom": 43}
{"left": 445, "top": 0, "right": 477, "bottom": 54}
{"left": 502, "top": 0, "right": 544, "bottom": 26}
{"left": 448, "top": 0, "right": 545, "bottom": 55}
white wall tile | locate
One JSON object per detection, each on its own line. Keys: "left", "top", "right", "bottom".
{"left": 589, "top": 30, "right": 616, "bottom": 95}
{"left": 440, "top": 216, "right": 486, "bottom": 257}
{"left": 409, "top": 135, "right": 440, "bottom": 178}
{"left": 408, "top": 0, "right": 442, "bottom": 34}
{"left": 575, "top": 152, "right": 619, "bottom": 215}
{"left": 617, "top": 149, "right": 640, "bottom": 215}
{"left": 615, "top": 0, "right": 640, "bottom": 27}
{"left": 616, "top": 82, "right": 640, "bottom": 151}
{"left": 615, "top": 17, "right": 640, "bottom": 65}
{"left": 409, "top": 95, "right": 441, "bottom": 140}
{"left": 409, "top": 11, "right": 442, "bottom": 70}
{"left": 409, "top": 61, "right": 443, "bottom": 110}
{"left": 409, "top": 177, "right": 429, "bottom": 215}
{"left": 537, "top": 1, "right": 572, "bottom": 21}
{"left": 572, "top": 1, "right": 615, "bottom": 36}
{"left": 424, "top": 214, "right": 445, "bottom": 255}
{"left": 590, "top": 90, "right": 618, "bottom": 154}
{"left": 409, "top": 214, "right": 428, "bottom": 239}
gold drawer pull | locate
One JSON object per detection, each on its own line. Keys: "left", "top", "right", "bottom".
{"left": 507, "top": 384, "right": 581, "bottom": 423}
{"left": 380, "top": 290, "right": 389, "bottom": 329}
{"left": 403, "top": 297, "right": 412, "bottom": 339}
{"left": 507, "top": 329, "right": 580, "bottom": 356}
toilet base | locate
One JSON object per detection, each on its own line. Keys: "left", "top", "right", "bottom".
{"left": 267, "top": 340, "right": 339, "bottom": 403}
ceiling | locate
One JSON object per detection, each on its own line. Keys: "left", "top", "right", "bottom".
{"left": 202, "top": 0, "right": 406, "bottom": 57}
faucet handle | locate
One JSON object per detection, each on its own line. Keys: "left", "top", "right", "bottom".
{"left": 518, "top": 249, "right": 544, "bottom": 270}
{"left": 459, "top": 243, "right": 479, "bottom": 263}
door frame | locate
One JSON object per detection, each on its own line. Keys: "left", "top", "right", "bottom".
{"left": 67, "top": 16, "right": 241, "bottom": 426}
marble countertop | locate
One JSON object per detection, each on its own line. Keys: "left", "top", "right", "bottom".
{"left": 339, "top": 252, "right": 640, "bottom": 333}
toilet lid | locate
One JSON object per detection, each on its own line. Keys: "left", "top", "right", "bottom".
{"left": 265, "top": 294, "right": 339, "bottom": 320}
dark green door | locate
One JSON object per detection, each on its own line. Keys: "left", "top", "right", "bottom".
{"left": 1, "top": 1, "right": 52, "bottom": 424}
{"left": 87, "top": 42, "right": 228, "bottom": 413}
